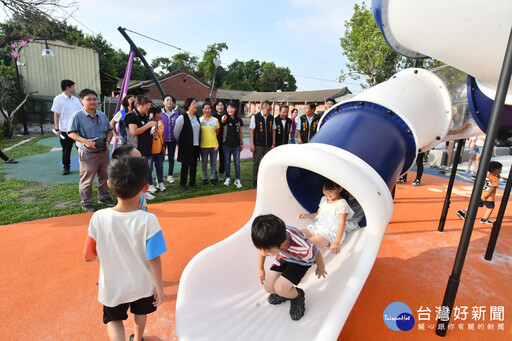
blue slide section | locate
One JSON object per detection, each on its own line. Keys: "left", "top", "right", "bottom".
{"left": 287, "top": 100, "right": 416, "bottom": 213}
{"left": 467, "top": 76, "right": 512, "bottom": 139}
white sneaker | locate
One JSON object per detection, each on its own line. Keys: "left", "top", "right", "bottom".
{"left": 167, "top": 175, "right": 175, "bottom": 184}
{"left": 223, "top": 178, "right": 231, "bottom": 186}
{"left": 234, "top": 179, "right": 242, "bottom": 188}
{"left": 156, "top": 182, "right": 166, "bottom": 191}
{"left": 144, "top": 192, "right": 155, "bottom": 200}
{"left": 148, "top": 185, "right": 157, "bottom": 193}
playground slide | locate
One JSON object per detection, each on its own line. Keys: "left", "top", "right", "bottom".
{"left": 176, "top": 68, "right": 452, "bottom": 340}
{"left": 176, "top": 1, "right": 511, "bottom": 339}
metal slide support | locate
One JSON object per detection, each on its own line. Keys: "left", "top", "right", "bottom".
{"left": 484, "top": 165, "right": 512, "bottom": 260}
{"left": 436, "top": 28, "right": 512, "bottom": 337}
{"left": 438, "top": 139, "right": 465, "bottom": 232}
{"left": 112, "top": 50, "right": 136, "bottom": 151}
{"left": 117, "top": 27, "right": 166, "bottom": 98}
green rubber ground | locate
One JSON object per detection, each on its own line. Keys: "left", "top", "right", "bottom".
{"left": 1, "top": 136, "right": 182, "bottom": 184}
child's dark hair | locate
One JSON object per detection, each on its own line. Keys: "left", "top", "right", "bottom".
{"left": 251, "top": 214, "right": 287, "bottom": 250}
{"left": 489, "top": 161, "right": 503, "bottom": 172}
{"left": 111, "top": 145, "right": 135, "bottom": 160}
{"left": 323, "top": 177, "right": 349, "bottom": 200}
{"left": 108, "top": 156, "right": 149, "bottom": 199}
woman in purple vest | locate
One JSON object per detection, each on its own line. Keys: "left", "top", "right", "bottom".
{"left": 161, "top": 95, "right": 181, "bottom": 184}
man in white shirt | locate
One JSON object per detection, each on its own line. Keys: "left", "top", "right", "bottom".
{"left": 51, "top": 79, "right": 83, "bottom": 175}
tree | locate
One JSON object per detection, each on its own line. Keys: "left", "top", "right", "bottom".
{"left": 256, "top": 62, "right": 297, "bottom": 92}
{"left": 0, "top": 60, "right": 34, "bottom": 137}
{"left": 151, "top": 52, "right": 199, "bottom": 75}
{"left": 339, "top": 2, "right": 402, "bottom": 88}
{"left": 0, "top": 1, "right": 74, "bottom": 47}
{"left": 196, "top": 42, "right": 228, "bottom": 84}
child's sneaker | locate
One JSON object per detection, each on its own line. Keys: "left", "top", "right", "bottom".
{"left": 167, "top": 175, "right": 175, "bottom": 184}
{"left": 223, "top": 178, "right": 231, "bottom": 186}
{"left": 268, "top": 293, "right": 287, "bottom": 305}
{"left": 218, "top": 174, "right": 224, "bottom": 182}
{"left": 412, "top": 179, "right": 420, "bottom": 186}
{"left": 144, "top": 192, "right": 155, "bottom": 200}
{"left": 481, "top": 218, "right": 494, "bottom": 225}
{"left": 234, "top": 179, "right": 242, "bottom": 188}
{"left": 289, "top": 287, "right": 305, "bottom": 321}
{"left": 156, "top": 182, "right": 166, "bottom": 191}
{"left": 456, "top": 210, "right": 466, "bottom": 220}
{"left": 148, "top": 185, "right": 157, "bottom": 193}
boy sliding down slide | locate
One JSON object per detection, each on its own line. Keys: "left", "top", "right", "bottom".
{"left": 252, "top": 214, "right": 327, "bottom": 321}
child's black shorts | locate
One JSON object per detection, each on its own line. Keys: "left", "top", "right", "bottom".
{"left": 270, "top": 259, "right": 311, "bottom": 286}
{"left": 103, "top": 295, "right": 156, "bottom": 324}
{"left": 479, "top": 200, "right": 495, "bottom": 209}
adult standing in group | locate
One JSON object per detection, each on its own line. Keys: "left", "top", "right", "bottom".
{"left": 298, "top": 103, "right": 320, "bottom": 144}
{"left": 109, "top": 94, "right": 134, "bottom": 145}
{"left": 161, "top": 95, "right": 182, "bottom": 184}
{"left": 321, "top": 97, "right": 336, "bottom": 118}
{"left": 125, "top": 96, "right": 158, "bottom": 196}
{"left": 200, "top": 102, "right": 220, "bottom": 186}
{"left": 67, "top": 89, "right": 116, "bottom": 212}
{"left": 174, "top": 98, "right": 201, "bottom": 190}
{"left": 212, "top": 100, "right": 227, "bottom": 182}
{"left": 221, "top": 102, "right": 244, "bottom": 188}
{"left": 249, "top": 100, "right": 275, "bottom": 187}
{"left": 51, "top": 79, "right": 83, "bottom": 175}
{"left": 274, "top": 104, "right": 292, "bottom": 146}
{"left": 290, "top": 108, "right": 298, "bottom": 144}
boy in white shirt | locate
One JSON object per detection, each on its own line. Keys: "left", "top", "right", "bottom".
{"left": 83, "top": 156, "right": 167, "bottom": 341}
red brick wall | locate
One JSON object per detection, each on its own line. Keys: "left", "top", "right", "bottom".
{"left": 143, "top": 72, "right": 216, "bottom": 102}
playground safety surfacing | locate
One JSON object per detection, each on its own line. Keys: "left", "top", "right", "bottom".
{"left": 0, "top": 172, "right": 511, "bottom": 340}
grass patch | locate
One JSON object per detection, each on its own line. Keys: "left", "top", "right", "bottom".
{"left": 0, "top": 134, "right": 256, "bottom": 224}
{"left": 0, "top": 135, "right": 52, "bottom": 161}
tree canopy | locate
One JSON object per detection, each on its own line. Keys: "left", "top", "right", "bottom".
{"left": 340, "top": 2, "right": 444, "bottom": 88}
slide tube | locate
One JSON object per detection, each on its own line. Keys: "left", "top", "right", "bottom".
{"left": 176, "top": 68, "right": 452, "bottom": 340}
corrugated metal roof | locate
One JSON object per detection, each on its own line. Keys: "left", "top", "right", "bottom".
{"left": 241, "top": 87, "right": 351, "bottom": 102}
{"left": 216, "top": 89, "right": 254, "bottom": 100}
{"left": 18, "top": 40, "right": 101, "bottom": 97}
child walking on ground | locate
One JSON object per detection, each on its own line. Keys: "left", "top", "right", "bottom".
{"left": 297, "top": 178, "right": 360, "bottom": 254}
{"left": 252, "top": 214, "right": 326, "bottom": 321}
{"left": 456, "top": 161, "right": 502, "bottom": 225}
{"left": 83, "top": 156, "right": 167, "bottom": 341}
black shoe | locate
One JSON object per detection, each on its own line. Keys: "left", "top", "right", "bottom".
{"left": 268, "top": 293, "right": 287, "bottom": 305}
{"left": 456, "top": 210, "right": 466, "bottom": 220}
{"left": 62, "top": 168, "right": 70, "bottom": 175}
{"left": 190, "top": 184, "right": 200, "bottom": 189}
{"left": 481, "top": 218, "right": 494, "bottom": 225}
{"left": 98, "top": 198, "right": 117, "bottom": 206}
{"left": 209, "top": 179, "right": 216, "bottom": 186}
{"left": 180, "top": 185, "right": 187, "bottom": 191}
{"left": 290, "top": 288, "right": 305, "bottom": 321}
{"left": 251, "top": 181, "right": 257, "bottom": 188}
{"left": 82, "top": 205, "right": 96, "bottom": 213}
{"left": 202, "top": 179, "right": 209, "bottom": 185}
{"left": 128, "top": 334, "right": 144, "bottom": 341}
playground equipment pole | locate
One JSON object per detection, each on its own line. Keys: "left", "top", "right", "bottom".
{"left": 437, "top": 139, "right": 465, "bottom": 232}
{"left": 484, "top": 165, "right": 512, "bottom": 260}
{"left": 117, "top": 27, "right": 165, "bottom": 98}
{"left": 436, "top": 28, "right": 512, "bottom": 337}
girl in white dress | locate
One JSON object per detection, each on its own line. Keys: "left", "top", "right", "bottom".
{"left": 298, "top": 178, "right": 359, "bottom": 254}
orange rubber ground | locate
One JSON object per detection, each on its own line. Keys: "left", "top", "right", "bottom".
{"left": 1, "top": 172, "right": 510, "bottom": 340}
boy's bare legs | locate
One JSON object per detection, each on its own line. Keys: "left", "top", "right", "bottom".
{"left": 274, "top": 276, "right": 298, "bottom": 299}
{"left": 133, "top": 314, "right": 147, "bottom": 341}
{"left": 107, "top": 321, "right": 125, "bottom": 341}
{"left": 482, "top": 207, "right": 494, "bottom": 220}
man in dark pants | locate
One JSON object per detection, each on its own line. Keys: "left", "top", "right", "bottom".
{"left": 52, "top": 79, "right": 83, "bottom": 175}
{"left": 249, "top": 100, "right": 275, "bottom": 187}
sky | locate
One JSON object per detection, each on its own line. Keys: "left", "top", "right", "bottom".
{"left": 3, "top": 0, "right": 367, "bottom": 93}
